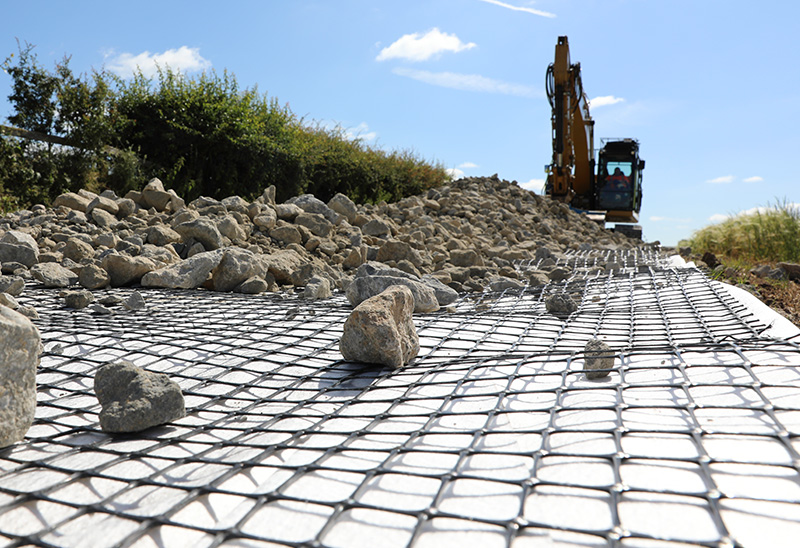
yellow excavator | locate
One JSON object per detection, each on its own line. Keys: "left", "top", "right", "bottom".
{"left": 544, "top": 36, "right": 644, "bottom": 239}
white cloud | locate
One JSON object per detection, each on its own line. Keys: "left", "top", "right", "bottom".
{"left": 458, "top": 162, "right": 479, "bottom": 169}
{"left": 478, "top": 0, "right": 556, "bottom": 18}
{"left": 650, "top": 216, "right": 692, "bottom": 223}
{"left": 706, "top": 175, "right": 735, "bottom": 184}
{"left": 520, "top": 178, "right": 546, "bottom": 193}
{"left": 344, "top": 122, "right": 377, "bottom": 142}
{"left": 589, "top": 95, "right": 625, "bottom": 108}
{"left": 393, "top": 67, "right": 540, "bottom": 97}
{"left": 106, "top": 46, "right": 211, "bottom": 78}
{"left": 708, "top": 203, "right": 800, "bottom": 223}
{"left": 376, "top": 28, "right": 476, "bottom": 62}
{"left": 446, "top": 167, "right": 465, "bottom": 180}
{"left": 743, "top": 176, "right": 764, "bottom": 183}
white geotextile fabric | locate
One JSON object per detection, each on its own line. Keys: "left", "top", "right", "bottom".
{"left": 1, "top": 262, "right": 800, "bottom": 548}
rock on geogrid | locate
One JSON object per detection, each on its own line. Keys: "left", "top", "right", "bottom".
{"left": 340, "top": 285, "right": 419, "bottom": 368}
{"left": 94, "top": 361, "right": 186, "bottom": 433}
{"left": 0, "top": 305, "right": 41, "bottom": 448}
{"left": 583, "top": 338, "right": 614, "bottom": 379}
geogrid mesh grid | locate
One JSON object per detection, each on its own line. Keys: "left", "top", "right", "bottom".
{"left": 1, "top": 249, "right": 800, "bottom": 548}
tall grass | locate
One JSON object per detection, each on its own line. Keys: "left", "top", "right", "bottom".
{"left": 683, "top": 199, "right": 800, "bottom": 263}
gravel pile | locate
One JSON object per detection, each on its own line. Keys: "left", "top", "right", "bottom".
{"left": 0, "top": 175, "right": 644, "bottom": 439}
{"left": 0, "top": 175, "right": 640, "bottom": 309}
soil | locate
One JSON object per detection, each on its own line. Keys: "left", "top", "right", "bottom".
{"left": 737, "top": 274, "right": 800, "bottom": 329}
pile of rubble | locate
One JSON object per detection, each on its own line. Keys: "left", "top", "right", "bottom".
{"left": 0, "top": 175, "right": 640, "bottom": 440}
{"left": 0, "top": 175, "right": 638, "bottom": 312}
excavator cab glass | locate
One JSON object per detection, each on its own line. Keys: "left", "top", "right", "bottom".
{"left": 597, "top": 159, "right": 637, "bottom": 211}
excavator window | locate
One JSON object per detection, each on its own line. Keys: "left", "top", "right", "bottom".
{"left": 597, "top": 160, "right": 635, "bottom": 209}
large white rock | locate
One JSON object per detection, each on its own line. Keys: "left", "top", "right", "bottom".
{"left": 0, "top": 305, "right": 41, "bottom": 448}
{"left": 0, "top": 230, "right": 39, "bottom": 267}
{"left": 339, "top": 285, "right": 419, "bottom": 368}
{"left": 141, "top": 249, "right": 224, "bottom": 289}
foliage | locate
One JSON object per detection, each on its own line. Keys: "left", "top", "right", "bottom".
{"left": 114, "top": 68, "right": 304, "bottom": 202}
{"left": 682, "top": 199, "right": 800, "bottom": 263}
{"left": 297, "top": 124, "right": 445, "bottom": 204}
{"left": 1, "top": 41, "right": 448, "bottom": 212}
{"left": 1, "top": 41, "right": 124, "bottom": 205}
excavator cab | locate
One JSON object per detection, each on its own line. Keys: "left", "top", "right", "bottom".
{"left": 595, "top": 139, "right": 644, "bottom": 223}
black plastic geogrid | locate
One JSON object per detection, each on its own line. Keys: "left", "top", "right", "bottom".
{"left": 1, "top": 249, "right": 800, "bottom": 548}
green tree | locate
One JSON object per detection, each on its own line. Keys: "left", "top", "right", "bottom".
{"left": 115, "top": 68, "right": 305, "bottom": 202}
{"left": 1, "top": 41, "right": 132, "bottom": 204}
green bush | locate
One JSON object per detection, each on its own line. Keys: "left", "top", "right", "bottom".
{"left": 1, "top": 43, "right": 448, "bottom": 211}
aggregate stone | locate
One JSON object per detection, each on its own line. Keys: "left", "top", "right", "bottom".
{"left": 547, "top": 267, "right": 572, "bottom": 282}
{"left": 488, "top": 276, "right": 525, "bottom": 292}
{"left": 778, "top": 262, "right": 800, "bottom": 281}
{"left": 79, "top": 264, "right": 111, "bottom": 290}
{"left": 4, "top": 175, "right": 644, "bottom": 318}
{"left": 53, "top": 192, "right": 91, "bottom": 212}
{"left": 0, "top": 230, "right": 39, "bottom": 267}
{"left": 263, "top": 249, "right": 305, "bottom": 285}
{"left": 63, "top": 237, "right": 96, "bottom": 263}
{"left": 141, "top": 178, "right": 173, "bottom": 211}
{"left": 16, "top": 305, "right": 38, "bottom": 319}
{"left": 102, "top": 254, "right": 156, "bottom": 287}
{"left": 89, "top": 303, "right": 114, "bottom": 315}
{"left": 1, "top": 262, "right": 27, "bottom": 275}
{"left": 302, "top": 275, "right": 333, "bottom": 300}
{"left": 64, "top": 289, "right": 94, "bottom": 309}
{"left": 98, "top": 295, "right": 124, "bottom": 306}
{"left": 174, "top": 218, "right": 225, "bottom": 251}
{"left": 0, "top": 293, "right": 19, "bottom": 310}
{"left": 274, "top": 203, "right": 303, "bottom": 221}
{"left": 295, "top": 212, "right": 333, "bottom": 238}
{"left": 217, "top": 214, "right": 247, "bottom": 242}
{"left": 327, "top": 193, "right": 358, "bottom": 224}
{"left": 269, "top": 225, "right": 303, "bottom": 245}
{"left": 339, "top": 285, "right": 419, "bottom": 368}
{"left": 94, "top": 361, "right": 185, "bottom": 433}
{"left": 147, "top": 224, "right": 181, "bottom": 246}
{"left": 288, "top": 194, "right": 341, "bottom": 224}
{"left": 421, "top": 274, "right": 459, "bottom": 306}
{"left": 90, "top": 208, "right": 117, "bottom": 228}
{"left": 584, "top": 338, "right": 614, "bottom": 379}
{"left": 450, "top": 249, "right": 482, "bottom": 268}
{"left": 236, "top": 276, "right": 271, "bottom": 294}
{"left": 0, "top": 276, "right": 25, "bottom": 297}
{"left": 376, "top": 240, "right": 423, "bottom": 267}
{"left": 141, "top": 249, "right": 224, "bottom": 289}
{"left": 116, "top": 198, "right": 137, "bottom": 218}
{"left": 221, "top": 195, "right": 250, "bottom": 213}
{"left": 30, "top": 263, "right": 79, "bottom": 288}
{"left": 123, "top": 291, "right": 146, "bottom": 311}
{"left": 253, "top": 211, "right": 277, "bottom": 230}
{"left": 211, "top": 248, "right": 262, "bottom": 292}
{"left": 361, "top": 219, "right": 392, "bottom": 238}
{"left": 346, "top": 275, "right": 439, "bottom": 313}
{"left": 0, "top": 305, "right": 41, "bottom": 448}
{"left": 86, "top": 195, "right": 119, "bottom": 216}
{"left": 545, "top": 293, "right": 578, "bottom": 315}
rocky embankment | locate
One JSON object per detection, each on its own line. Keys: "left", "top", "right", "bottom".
{"left": 0, "top": 175, "right": 645, "bottom": 439}
{"left": 0, "top": 175, "right": 641, "bottom": 314}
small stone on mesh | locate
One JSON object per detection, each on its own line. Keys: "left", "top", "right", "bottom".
{"left": 584, "top": 338, "right": 614, "bottom": 379}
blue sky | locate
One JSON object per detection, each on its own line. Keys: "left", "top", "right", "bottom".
{"left": 2, "top": 0, "right": 799, "bottom": 245}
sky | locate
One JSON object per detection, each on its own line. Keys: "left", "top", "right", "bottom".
{"left": 2, "top": 0, "right": 799, "bottom": 245}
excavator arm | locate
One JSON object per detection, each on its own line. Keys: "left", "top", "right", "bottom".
{"left": 546, "top": 36, "right": 594, "bottom": 206}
